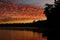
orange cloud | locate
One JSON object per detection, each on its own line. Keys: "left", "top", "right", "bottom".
{"left": 0, "top": 1, "right": 47, "bottom": 24}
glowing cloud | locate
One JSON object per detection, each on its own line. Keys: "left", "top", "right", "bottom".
{"left": 0, "top": 1, "right": 47, "bottom": 24}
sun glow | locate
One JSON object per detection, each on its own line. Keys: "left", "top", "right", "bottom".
{"left": 0, "top": 1, "right": 47, "bottom": 24}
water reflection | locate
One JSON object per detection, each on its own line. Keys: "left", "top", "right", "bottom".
{"left": 0, "top": 30, "right": 47, "bottom": 40}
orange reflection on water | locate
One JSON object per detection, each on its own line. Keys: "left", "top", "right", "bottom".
{"left": 0, "top": 30, "right": 47, "bottom": 40}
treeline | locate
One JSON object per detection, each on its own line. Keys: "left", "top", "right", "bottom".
{"left": 0, "top": 20, "right": 48, "bottom": 27}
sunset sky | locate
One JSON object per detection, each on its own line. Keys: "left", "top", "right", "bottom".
{"left": 0, "top": 0, "right": 54, "bottom": 24}
{"left": 3, "top": 0, "right": 54, "bottom": 8}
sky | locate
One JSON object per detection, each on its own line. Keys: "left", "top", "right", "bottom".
{"left": 0, "top": 0, "right": 54, "bottom": 23}
{"left": 5, "top": 0, "right": 54, "bottom": 8}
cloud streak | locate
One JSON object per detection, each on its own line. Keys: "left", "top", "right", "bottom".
{"left": 0, "top": 0, "right": 54, "bottom": 8}
{"left": 0, "top": 0, "right": 47, "bottom": 24}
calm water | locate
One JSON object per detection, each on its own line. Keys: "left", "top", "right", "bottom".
{"left": 0, "top": 29, "right": 47, "bottom": 40}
